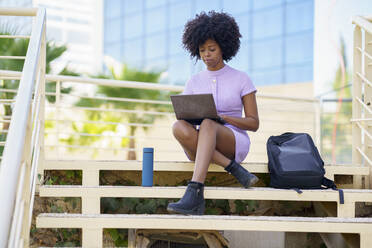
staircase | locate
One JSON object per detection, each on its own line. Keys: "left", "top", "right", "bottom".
{"left": 0, "top": 7, "right": 372, "bottom": 248}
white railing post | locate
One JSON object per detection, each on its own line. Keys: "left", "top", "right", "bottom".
{"left": 352, "top": 25, "right": 363, "bottom": 185}
{"left": 365, "top": 30, "right": 372, "bottom": 188}
{"left": 0, "top": 8, "right": 45, "bottom": 247}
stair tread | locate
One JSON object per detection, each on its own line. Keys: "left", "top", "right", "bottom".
{"left": 37, "top": 213, "right": 372, "bottom": 223}
{"left": 39, "top": 185, "right": 372, "bottom": 193}
{"left": 43, "top": 160, "right": 369, "bottom": 175}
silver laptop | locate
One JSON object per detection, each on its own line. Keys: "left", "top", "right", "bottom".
{"left": 170, "top": 94, "right": 225, "bottom": 125}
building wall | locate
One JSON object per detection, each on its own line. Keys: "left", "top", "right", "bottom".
{"left": 0, "top": 0, "right": 33, "bottom": 34}
{"left": 32, "top": 0, "right": 103, "bottom": 74}
{"left": 103, "top": 0, "right": 314, "bottom": 86}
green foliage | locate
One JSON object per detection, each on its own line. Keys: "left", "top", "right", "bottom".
{"left": 105, "top": 229, "right": 128, "bottom": 247}
{"left": 69, "top": 63, "right": 172, "bottom": 159}
{"left": 320, "top": 37, "right": 352, "bottom": 164}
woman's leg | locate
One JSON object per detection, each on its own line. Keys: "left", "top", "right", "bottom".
{"left": 173, "top": 119, "right": 236, "bottom": 183}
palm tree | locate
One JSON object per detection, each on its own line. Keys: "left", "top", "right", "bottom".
{"left": 0, "top": 29, "right": 77, "bottom": 155}
{"left": 74, "top": 62, "right": 172, "bottom": 160}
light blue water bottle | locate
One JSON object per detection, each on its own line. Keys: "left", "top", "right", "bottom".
{"left": 142, "top": 147, "right": 154, "bottom": 187}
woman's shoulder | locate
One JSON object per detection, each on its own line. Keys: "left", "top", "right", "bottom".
{"left": 227, "top": 65, "right": 252, "bottom": 81}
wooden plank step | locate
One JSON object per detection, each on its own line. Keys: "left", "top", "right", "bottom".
{"left": 44, "top": 160, "right": 369, "bottom": 176}
{"left": 36, "top": 213, "right": 372, "bottom": 233}
{"left": 39, "top": 185, "right": 372, "bottom": 203}
{"left": 36, "top": 214, "right": 372, "bottom": 247}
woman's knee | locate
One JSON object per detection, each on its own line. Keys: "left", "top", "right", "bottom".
{"left": 172, "top": 120, "right": 195, "bottom": 141}
{"left": 199, "top": 118, "right": 217, "bottom": 131}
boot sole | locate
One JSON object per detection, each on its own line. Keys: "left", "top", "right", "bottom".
{"left": 244, "top": 175, "right": 259, "bottom": 188}
{"left": 167, "top": 206, "right": 204, "bottom": 215}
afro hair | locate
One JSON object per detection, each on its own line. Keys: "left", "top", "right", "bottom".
{"left": 182, "top": 11, "right": 242, "bottom": 62}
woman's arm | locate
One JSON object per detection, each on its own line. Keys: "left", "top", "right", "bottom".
{"left": 220, "top": 92, "right": 259, "bottom": 132}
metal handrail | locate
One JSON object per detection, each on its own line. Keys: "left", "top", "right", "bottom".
{"left": 0, "top": 8, "right": 45, "bottom": 247}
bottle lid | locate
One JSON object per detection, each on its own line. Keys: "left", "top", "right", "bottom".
{"left": 143, "top": 147, "right": 154, "bottom": 153}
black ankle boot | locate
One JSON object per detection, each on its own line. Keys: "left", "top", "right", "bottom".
{"left": 224, "top": 160, "right": 259, "bottom": 188}
{"left": 167, "top": 181, "right": 205, "bottom": 215}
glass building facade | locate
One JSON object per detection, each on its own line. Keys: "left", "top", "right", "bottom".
{"left": 103, "top": 0, "right": 314, "bottom": 86}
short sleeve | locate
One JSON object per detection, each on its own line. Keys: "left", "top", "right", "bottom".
{"left": 241, "top": 73, "right": 257, "bottom": 97}
{"left": 182, "top": 77, "right": 194, "bottom": 95}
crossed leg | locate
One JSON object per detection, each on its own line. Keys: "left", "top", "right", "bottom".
{"left": 173, "top": 119, "right": 236, "bottom": 183}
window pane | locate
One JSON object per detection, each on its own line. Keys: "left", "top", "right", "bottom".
{"left": 123, "top": 38, "right": 143, "bottom": 66}
{"left": 252, "top": 38, "right": 283, "bottom": 69}
{"left": 222, "top": 0, "right": 251, "bottom": 15}
{"left": 285, "top": 32, "right": 313, "bottom": 64}
{"left": 67, "top": 30, "right": 90, "bottom": 44}
{"left": 169, "top": 28, "right": 184, "bottom": 56}
{"left": 285, "top": 63, "right": 313, "bottom": 82}
{"left": 235, "top": 14, "right": 250, "bottom": 41}
{"left": 145, "top": 0, "right": 166, "bottom": 9}
{"left": 124, "top": 14, "right": 143, "bottom": 39}
{"left": 104, "top": 0, "right": 122, "bottom": 20}
{"left": 253, "top": 7, "right": 283, "bottom": 39}
{"left": 47, "top": 27, "right": 62, "bottom": 42}
{"left": 170, "top": 1, "right": 191, "bottom": 29}
{"left": 251, "top": 69, "right": 283, "bottom": 86}
{"left": 105, "top": 43, "right": 121, "bottom": 62}
{"left": 146, "top": 7, "right": 167, "bottom": 34}
{"left": 253, "top": 0, "right": 283, "bottom": 10}
{"left": 146, "top": 33, "right": 166, "bottom": 60}
{"left": 286, "top": 0, "right": 313, "bottom": 33}
{"left": 195, "top": 0, "right": 222, "bottom": 14}
{"left": 191, "top": 59, "right": 205, "bottom": 75}
{"left": 229, "top": 41, "right": 250, "bottom": 71}
{"left": 124, "top": 0, "right": 143, "bottom": 15}
{"left": 145, "top": 58, "right": 167, "bottom": 71}
{"left": 105, "top": 18, "right": 121, "bottom": 43}
{"left": 168, "top": 55, "right": 191, "bottom": 85}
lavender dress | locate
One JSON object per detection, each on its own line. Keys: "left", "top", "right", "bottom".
{"left": 182, "top": 64, "right": 257, "bottom": 163}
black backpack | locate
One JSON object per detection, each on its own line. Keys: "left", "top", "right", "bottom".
{"left": 267, "top": 132, "right": 344, "bottom": 204}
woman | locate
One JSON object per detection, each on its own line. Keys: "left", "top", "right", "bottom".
{"left": 167, "top": 11, "right": 259, "bottom": 215}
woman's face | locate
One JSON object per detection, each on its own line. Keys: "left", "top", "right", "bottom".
{"left": 199, "top": 39, "right": 224, "bottom": 70}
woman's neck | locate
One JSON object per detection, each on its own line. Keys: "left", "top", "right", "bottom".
{"left": 207, "top": 61, "right": 225, "bottom": 71}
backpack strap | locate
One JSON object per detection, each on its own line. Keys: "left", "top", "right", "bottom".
{"left": 322, "top": 177, "right": 344, "bottom": 204}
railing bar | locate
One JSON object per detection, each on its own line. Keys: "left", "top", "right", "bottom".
{"left": 0, "top": 76, "right": 20, "bottom": 80}
{"left": 0, "top": 119, "right": 11, "bottom": 123}
{"left": 13, "top": 200, "right": 25, "bottom": 248}
{"left": 350, "top": 118, "right": 372, "bottom": 122}
{"left": 0, "top": 56, "right": 26, "bottom": 60}
{"left": 45, "top": 144, "right": 181, "bottom": 153}
{"left": 356, "top": 72, "right": 372, "bottom": 88}
{"left": 8, "top": 162, "right": 26, "bottom": 248}
{"left": 0, "top": 7, "right": 38, "bottom": 16}
{"left": 0, "top": 99, "right": 15, "bottom": 103}
{"left": 0, "top": 102, "right": 13, "bottom": 105}
{"left": 45, "top": 118, "right": 168, "bottom": 128}
{"left": 28, "top": 146, "right": 40, "bottom": 228}
{"left": 60, "top": 93, "right": 172, "bottom": 105}
{"left": 356, "top": 147, "right": 372, "bottom": 166}
{"left": 0, "top": 88, "right": 18, "bottom": 93}
{"left": 48, "top": 105, "right": 175, "bottom": 116}
{"left": 356, "top": 47, "right": 372, "bottom": 61}
{"left": 356, "top": 122, "right": 372, "bottom": 141}
{"left": 46, "top": 131, "right": 173, "bottom": 140}
{"left": 355, "top": 96, "right": 372, "bottom": 115}
{"left": 0, "top": 35, "right": 30, "bottom": 39}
